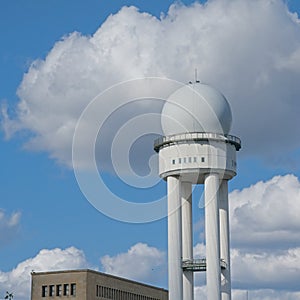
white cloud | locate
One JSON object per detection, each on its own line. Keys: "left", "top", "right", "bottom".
{"left": 193, "top": 242, "right": 206, "bottom": 258}
{"left": 194, "top": 285, "right": 207, "bottom": 298}
{"left": 195, "top": 287, "right": 300, "bottom": 299}
{"left": 191, "top": 174, "right": 300, "bottom": 297}
{"left": 193, "top": 174, "right": 300, "bottom": 250}
{"left": 1, "top": 0, "right": 300, "bottom": 172}
{"left": 232, "top": 247, "right": 300, "bottom": 290}
{"left": 101, "top": 242, "right": 166, "bottom": 285}
{"left": 0, "top": 210, "right": 21, "bottom": 245}
{"left": 233, "top": 289, "right": 300, "bottom": 300}
{"left": 230, "top": 174, "right": 300, "bottom": 249}
{"left": 193, "top": 242, "right": 300, "bottom": 296}
{"left": 0, "top": 244, "right": 164, "bottom": 300}
{"left": 197, "top": 287, "right": 300, "bottom": 299}
{"left": 277, "top": 47, "right": 300, "bottom": 73}
{"left": 0, "top": 247, "right": 89, "bottom": 300}
{"left": 228, "top": 174, "right": 300, "bottom": 294}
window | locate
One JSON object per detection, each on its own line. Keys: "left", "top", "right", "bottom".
{"left": 201, "top": 157, "right": 205, "bottom": 162}
{"left": 71, "top": 283, "right": 76, "bottom": 296}
{"left": 49, "top": 285, "right": 55, "bottom": 297}
{"left": 42, "top": 285, "right": 48, "bottom": 297}
{"left": 183, "top": 157, "right": 187, "bottom": 163}
{"left": 172, "top": 159, "right": 175, "bottom": 165}
{"left": 94, "top": 285, "right": 161, "bottom": 300}
{"left": 188, "top": 157, "right": 192, "bottom": 163}
{"left": 194, "top": 157, "right": 197, "bottom": 163}
{"left": 179, "top": 158, "right": 182, "bottom": 164}
{"left": 56, "top": 284, "right": 62, "bottom": 296}
{"left": 63, "top": 284, "right": 69, "bottom": 296}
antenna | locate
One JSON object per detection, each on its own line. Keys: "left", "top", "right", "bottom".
{"left": 195, "top": 68, "right": 200, "bottom": 83}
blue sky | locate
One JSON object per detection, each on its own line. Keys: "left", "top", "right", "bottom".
{"left": 1, "top": 0, "right": 300, "bottom": 299}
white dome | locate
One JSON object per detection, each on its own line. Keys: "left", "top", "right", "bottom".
{"left": 161, "top": 82, "right": 232, "bottom": 136}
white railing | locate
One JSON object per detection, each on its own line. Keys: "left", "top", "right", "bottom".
{"left": 182, "top": 258, "right": 227, "bottom": 272}
{"left": 154, "top": 132, "right": 241, "bottom": 152}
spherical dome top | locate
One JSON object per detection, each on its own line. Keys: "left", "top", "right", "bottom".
{"left": 161, "top": 82, "right": 232, "bottom": 136}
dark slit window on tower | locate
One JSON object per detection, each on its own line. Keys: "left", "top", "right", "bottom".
{"left": 201, "top": 157, "right": 205, "bottom": 162}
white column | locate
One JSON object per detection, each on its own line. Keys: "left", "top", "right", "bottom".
{"left": 167, "top": 176, "right": 183, "bottom": 300}
{"left": 182, "top": 182, "right": 194, "bottom": 300}
{"left": 205, "top": 173, "right": 221, "bottom": 300}
{"left": 219, "top": 180, "right": 231, "bottom": 300}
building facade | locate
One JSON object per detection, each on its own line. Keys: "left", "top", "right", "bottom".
{"left": 31, "top": 269, "right": 168, "bottom": 300}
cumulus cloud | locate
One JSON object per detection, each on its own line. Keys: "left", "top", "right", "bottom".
{"left": 228, "top": 174, "right": 300, "bottom": 295}
{"left": 230, "top": 174, "right": 300, "bottom": 249}
{"left": 193, "top": 242, "right": 206, "bottom": 258}
{"left": 191, "top": 174, "right": 300, "bottom": 297}
{"left": 193, "top": 242, "right": 300, "bottom": 295}
{"left": 193, "top": 174, "right": 300, "bottom": 250}
{"left": 195, "top": 286, "right": 300, "bottom": 299}
{"left": 101, "top": 242, "right": 166, "bottom": 285}
{"left": 1, "top": 0, "right": 300, "bottom": 172}
{"left": 0, "top": 247, "right": 89, "bottom": 300}
{"left": 233, "top": 289, "right": 300, "bottom": 300}
{"left": 194, "top": 285, "right": 207, "bottom": 298}
{"left": 0, "top": 210, "right": 21, "bottom": 245}
{"left": 201, "top": 288, "right": 300, "bottom": 300}
{"left": 232, "top": 247, "right": 300, "bottom": 290}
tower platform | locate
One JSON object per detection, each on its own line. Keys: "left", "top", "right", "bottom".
{"left": 182, "top": 258, "right": 227, "bottom": 272}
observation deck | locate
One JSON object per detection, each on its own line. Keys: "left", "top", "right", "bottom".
{"left": 154, "top": 132, "right": 241, "bottom": 153}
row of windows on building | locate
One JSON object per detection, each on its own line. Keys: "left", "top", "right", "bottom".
{"left": 96, "top": 285, "right": 160, "bottom": 300}
{"left": 42, "top": 283, "right": 76, "bottom": 297}
{"left": 172, "top": 156, "right": 205, "bottom": 165}
{"left": 171, "top": 157, "right": 237, "bottom": 167}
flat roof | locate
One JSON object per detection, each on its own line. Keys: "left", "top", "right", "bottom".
{"left": 31, "top": 269, "right": 168, "bottom": 292}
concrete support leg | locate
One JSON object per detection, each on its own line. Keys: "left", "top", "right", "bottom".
{"left": 205, "top": 173, "right": 221, "bottom": 300}
{"left": 219, "top": 180, "right": 231, "bottom": 300}
{"left": 182, "top": 182, "right": 194, "bottom": 300}
{"left": 167, "top": 176, "right": 183, "bottom": 300}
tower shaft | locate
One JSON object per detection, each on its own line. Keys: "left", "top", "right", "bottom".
{"left": 205, "top": 173, "right": 221, "bottom": 300}
{"left": 167, "top": 176, "right": 183, "bottom": 300}
{"left": 220, "top": 180, "right": 231, "bottom": 300}
{"left": 182, "top": 182, "right": 194, "bottom": 300}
